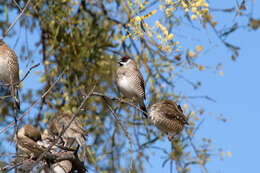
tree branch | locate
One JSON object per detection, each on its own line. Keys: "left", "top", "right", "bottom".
{"left": 0, "top": 63, "right": 40, "bottom": 86}
{"left": 0, "top": 69, "right": 66, "bottom": 135}
{"left": 91, "top": 92, "right": 149, "bottom": 117}
{"left": 1, "top": 0, "right": 32, "bottom": 39}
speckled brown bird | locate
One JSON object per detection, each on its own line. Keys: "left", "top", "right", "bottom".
{"left": 0, "top": 39, "right": 20, "bottom": 110}
{"left": 116, "top": 56, "right": 147, "bottom": 118}
{"left": 48, "top": 113, "right": 87, "bottom": 160}
{"left": 149, "top": 100, "right": 188, "bottom": 139}
{"left": 14, "top": 124, "right": 45, "bottom": 159}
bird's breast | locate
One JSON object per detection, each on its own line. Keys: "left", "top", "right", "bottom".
{"left": 117, "top": 75, "right": 136, "bottom": 98}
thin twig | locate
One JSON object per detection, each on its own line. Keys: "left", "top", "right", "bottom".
{"left": 0, "top": 95, "right": 12, "bottom": 100}
{"left": 103, "top": 98, "right": 133, "bottom": 143}
{"left": 180, "top": 95, "right": 216, "bottom": 103}
{"left": 0, "top": 69, "right": 66, "bottom": 135}
{"left": 102, "top": 97, "right": 134, "bottom": 171}
{"left": 92, "top": 92, "right": 149, "bottom": 117}
{"left": 187, "top": 135, "right": 209, "bottom": 173}
{"left": 12, "top": 0, "right": 22, "bottom": 12}
{"left": 2, "top": 0, "right": 32, "bottom": 39}
{"left": 0, "top": 63, "right": 40, "bottom": 86}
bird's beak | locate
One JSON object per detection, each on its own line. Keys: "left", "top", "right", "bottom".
{"left": 117, "top": 59, "right": 122, "bottom": 65}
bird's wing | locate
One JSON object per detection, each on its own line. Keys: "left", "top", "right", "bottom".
{"left": 70, "top": 117, "right": 86, "bottom": 139}
{"left": 5, "top": 44, "right": 20, "bottom": 82}
{"left": 17, "top": 137, "right": 45, "bottom": 154}
{"left": 136, "top": 70, "right": 146, "bottom": 100}
{"left": 125, "top": 69, "right": 146, "bottom": 99}
{"left": 164, "top": 105, "right": 188, "bottom": 125}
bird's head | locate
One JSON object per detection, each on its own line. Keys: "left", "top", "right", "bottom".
{"left": 117, "top": 56, "right": 137, "bottom": 67}
{"left": 23, "top": 124, "right": 42, "bottom": 141}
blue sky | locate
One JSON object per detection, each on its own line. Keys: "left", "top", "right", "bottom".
{"left": 145, "top": 0, "right": 260, "bottom": 172}
{"left": 1, "top": 0, "right": 260, "bottom": 172}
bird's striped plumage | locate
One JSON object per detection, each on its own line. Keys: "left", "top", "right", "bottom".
{"left": 0, "top": 40, "right": 20, "bottom": 110}
{"left": 48, "top": 113, "right": 87, "bottom": 160}
{"left": 14, "top": 124, "right": 45, "bottom": 158}
{"left": 149, "top": 100, "right": 188, "bottom": 137}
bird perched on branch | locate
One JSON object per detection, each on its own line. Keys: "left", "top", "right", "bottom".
{"left": 116, "top": 56, "right": 148, "bottom": 118}
{"left": 48, "top": 113, "right": 88, "bottom": 160}
{"left": 0, "top": 39, "right": 20, "bottom": 110}
{"left": 14, "top": 124, "right": 45, "bottom": 159}
{"left": 149, "top": 100, "right": 189, "bottom": 140}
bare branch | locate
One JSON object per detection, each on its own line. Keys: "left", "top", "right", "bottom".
{"left": 102, "top": 97, "right": 134, "bottom": 169}
{"left": 12, "top": 0, "right": 22, "bottom": 12}
{"left": 0, "top": 63, "right": 40, "bottom": 86}
{"left": 0, "top": 69, "right": 66, "bottom": 135}
{"left": 92, "top": 92, "right": 149, "bottom": 117}
{"left": 2, "top": 0, "right": 32, "bottom": 39}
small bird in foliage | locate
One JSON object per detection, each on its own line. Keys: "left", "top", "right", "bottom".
{"left": 0, "top": 39, "right": 20, "bottom": 110}
{"left": 48, "top": 113, "right": 88, "bottom": 160}
{"left": 14, "top": 124, "right": 45, "bottom": 159}
{"left": 116, "top": 56, "right": 148, "bottom": 118}
{"left": 149, "top": 100, "right": 189, "bottom": 140}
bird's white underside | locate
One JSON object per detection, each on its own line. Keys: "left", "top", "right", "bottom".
{"left": 117, "top": 76, "right": 137, "bottom": 99}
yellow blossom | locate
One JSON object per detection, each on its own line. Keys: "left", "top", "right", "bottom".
{"left": 165, "top": 45, "right": 170, "bottom": 52}
{"left": 211, "top": 21, "right": 217, "bottom": 27}
{"left": 166, "top": 8, "right": 171, "bottom": 16}
{"left": 163, "top": 30, "right": 168, "bottom": 36}
{"left": 227, "top": 151, "right": 232, "bottom": 157}
{"left": 182, "top": 1, "right": 188, "bottom": 8}
{"left": 191, "top": 14, "right": 197, "bottom": 20}
{"left": 199, "top": 65, "right": 205, "bottom": 71}
{"left": 135, "top": 16, "right": 141, "bottom": 22}
{"left": 155, "top": 20, "right": 160, "bottom": 28}
{"left": 168, "top": 33, "right": 174, "bottom": 40}
{"left": 203, "top": 3, "right": 209, "bottom": 8}
{"left": 183, "top": 104, "right": 188, "bottom": 112}
{"left": 147, "top": 31, "right": 152, "bottom": 38}
{"left": 166, "top": 0, "right": 171, "bottom": 4}
{"left": 192, "top": 7, "right": 197, "bottom": 13}
{"left": 139, "top": 4, "right": 144, "bottom": 10}
{"left": 187, "top": 50, "right": 195, "bottom": 58}
{"left": 196, "top": 45, "right": 203, "bottom": 52}
{"left": 196, "top": 0, "right": 205, "bottom": 6}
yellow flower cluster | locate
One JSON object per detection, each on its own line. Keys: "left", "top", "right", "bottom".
{"left": 155, "top": 20, "right": 177, "bottom": 52}
{"left": 180, "top": 0, "right": 209, "bottom": 21}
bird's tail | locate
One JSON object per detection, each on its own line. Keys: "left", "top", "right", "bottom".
{"left": 76, "top": 135, "right": 87, "bottom": 161}
{"left": 9, "top": 86, "right": 20, "bottom": 111}
{"left": 140, "top": 100, "right": 148, "bottom": 118}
